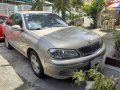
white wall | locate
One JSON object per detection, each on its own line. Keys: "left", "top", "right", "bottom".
{"left": 0, "top": 3, "right": 53, "bottom": 16}
{"left": 0, "top": 3, "right": 31, "bottom": 15}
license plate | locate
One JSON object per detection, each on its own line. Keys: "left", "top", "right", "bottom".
{"left": 91, "top": 55, "right": 103, "bottom": 68}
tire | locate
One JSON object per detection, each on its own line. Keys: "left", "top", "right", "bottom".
{"left": 4, "top": 36, "right": 13, "bottom": 49}
{"left": 29, "top": 51, "right": 45, "bottom": 78}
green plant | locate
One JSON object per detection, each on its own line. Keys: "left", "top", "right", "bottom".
{"left": 73, "top": 70, "right": 87, "bottom": 86}
{"left": 113, "top": 31, "right": 120, "bottom": 49}
{"left": 71, "top": 0, "right": 79, "bottom": 8}
{"left": 81, "top": 0, "right": 106, "bottom": 28}
{"left": 88, "top": 68, "right": 117, "bottom": 90}
{"left": 73, "top": 67, "right": 118, "bottom": 90}
{"left": 68, "top": 13, "right": 81, "bottom": 21}
{"left": 53, "top": 0, "right": 71, "bottom": 20}
{"left": 53, "top": 0, "right": 82, "bottom": 20}
{"left": 31, "top": 0, "right": 44, "bottom": 11}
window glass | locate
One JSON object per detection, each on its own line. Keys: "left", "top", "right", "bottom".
{"left": 14, "top": 14, "right": 23, "bottom": 27}
{"left": 9, "top": 14, "right": 15, "bottom": 21}
{"left": 24, "top": 13, "right": 68, "bottom": 30}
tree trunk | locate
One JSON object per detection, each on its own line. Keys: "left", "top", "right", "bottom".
{"left": 117, "top": 11, "right": 120, "bottom": 25}
{"left": 92, "top": 18, "right": 97, "bottom": 28}
{"left": 62, "top": 10, "right": 66, "bottom": 20}
{"left": 91, "top": 13, "right": 97, "bottom": 28}
{"left": 31, "top": 0, "right": 43, "bottom": 11}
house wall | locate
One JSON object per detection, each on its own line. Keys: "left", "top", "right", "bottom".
{"left": 0, "top": 3, "right": 31, "bottom": 15}
{"left": 0, "top": 3, "right": 53, "bottom": 16}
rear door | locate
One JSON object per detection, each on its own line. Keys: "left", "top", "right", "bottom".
{"left": 4, "top": 14, "right": 16, "bottom": 44}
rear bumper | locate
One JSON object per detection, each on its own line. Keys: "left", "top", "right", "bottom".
{"left": 43, "top": 44, "right": 106, "bottom": 79}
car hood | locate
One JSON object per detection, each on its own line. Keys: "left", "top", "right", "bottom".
{"left": 31, "top": 26, "right": 101, "bottom": 48}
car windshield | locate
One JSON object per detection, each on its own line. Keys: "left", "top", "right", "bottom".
{"left": 24, "top": 13, "right": 68, "bottom": 30}
{"left": 0, "top": 17, "right": 7, "bottom": 24}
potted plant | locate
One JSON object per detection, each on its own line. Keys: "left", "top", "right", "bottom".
{"left": 73, "top": 67, "right": 118, "bottom": 90}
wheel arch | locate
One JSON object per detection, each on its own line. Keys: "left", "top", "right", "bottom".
{"left": 27, "top": 47, "right": 45, "bottom": 78}
{"left": 27, "top": 47, "right": 41, "bottom": 61}
{"left": 27, "top": 48, "right": 35, "bottom": 58}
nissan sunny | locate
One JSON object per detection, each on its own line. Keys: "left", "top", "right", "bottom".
{"left": 3, "top": 11, "right": 106, "bottom": 79}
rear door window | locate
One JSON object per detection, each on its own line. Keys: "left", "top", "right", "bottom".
{"left": 14, "top": 14, "right": 23, "bottom": 27}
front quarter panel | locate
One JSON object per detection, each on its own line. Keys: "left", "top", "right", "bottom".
{"left": 24, "top": 31, "right": 55, "bottom": 63}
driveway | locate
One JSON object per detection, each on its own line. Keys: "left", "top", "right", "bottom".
{"left": 0, "top": 29, "right": 115, "bottom": 90}
{"left": 0, "top": 43, "right": 86, "bottom": 90}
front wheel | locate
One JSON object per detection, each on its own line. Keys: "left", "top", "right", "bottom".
{"left": 29, "top": 51, "right": 45, "bottom": 78}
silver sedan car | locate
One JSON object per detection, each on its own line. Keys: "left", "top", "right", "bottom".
{"left": 3, "top": 11, "right": 106, "bottom": 79}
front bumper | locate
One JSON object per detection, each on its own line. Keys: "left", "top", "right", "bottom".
{"left": 43, "top": 44, "right": 106, "bottom": 79}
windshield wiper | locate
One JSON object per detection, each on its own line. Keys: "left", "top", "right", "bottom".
{"left": 34, "top": 28, "right": 41, "bottom": 30}
{"left": 53, "top": 25, "right": 65, "bottom": 27}
{"left": 36, "top": 28, "right": 41, "bottom": 30}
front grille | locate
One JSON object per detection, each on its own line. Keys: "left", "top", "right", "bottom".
{"left": 78, "top": 42, "right": 100, "bottom": 56}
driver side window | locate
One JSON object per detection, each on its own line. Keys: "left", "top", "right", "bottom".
{"left": 6, "top": 14, "right": 15, "bottom": 26}
{"left": 14, "top": 14, "right": 23, "bottom": 28}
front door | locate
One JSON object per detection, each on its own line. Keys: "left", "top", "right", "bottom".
{"left": 10, "top": 14, "right": 27, "bottom": 55}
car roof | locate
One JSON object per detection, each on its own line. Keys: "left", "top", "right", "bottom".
{"left": 18, "top": 11, "right": 52, "bottom": 14}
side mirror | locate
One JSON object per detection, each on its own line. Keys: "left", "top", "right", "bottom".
{"left": 12, "top": 25, "right": 22, "bottom": 31}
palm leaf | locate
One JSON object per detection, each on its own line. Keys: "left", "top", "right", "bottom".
{"left": 31, "top": 0, "right": 44, "bottom": 11}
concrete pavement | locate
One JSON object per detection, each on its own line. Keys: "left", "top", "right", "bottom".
{"left": 0, "top": 44, "right": 85, "bottom": 90}
{"left": 0, "top": 47, "right": 24, "bottom": 90}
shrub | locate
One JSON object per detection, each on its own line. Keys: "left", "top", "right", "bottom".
{"left": 73, "top": 67, "right": 118, "bottom": 90}
{"left": 81, "top": 0, "right": 106, "bottom": 28}
{"left": 113, "top": 31, "right": 120, "bottom": 49}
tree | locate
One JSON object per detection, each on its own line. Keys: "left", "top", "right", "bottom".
{"left": 31, "top": 0, "right": 44, "bottom": 11}
{"left": 71, "top": 0, "right": 79, "bottom": 8}
{"left": 53, "top": 0, "right": 71, "bottom": 20}
{"left": 82, "top": 0, "right": 106, "bottom": 28}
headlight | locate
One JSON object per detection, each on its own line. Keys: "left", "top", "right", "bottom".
{"left": 48, "top": 49, "right": 79, "bottom": 59}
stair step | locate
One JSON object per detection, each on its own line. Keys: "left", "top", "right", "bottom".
{"left": 105, "top": 56, "right": 120, "bottom": 68}
{"left": 103, "top": 64, "right": 120, "bottom": 77}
